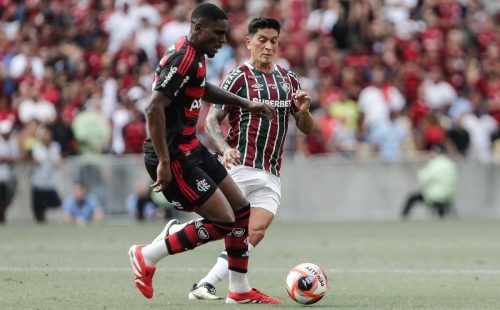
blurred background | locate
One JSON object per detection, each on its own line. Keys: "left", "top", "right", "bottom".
{"left": 1, "top": 0, "right": 499, "bottom": 224}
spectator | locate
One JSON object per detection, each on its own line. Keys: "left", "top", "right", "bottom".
{"left": 402, "top": 147, "right": 458, "bottom": 219}
{"left": 461, "top": 109, "right": 498, "bottom": 164}
{"left": 126, "top": 181, "right": 157, "bottom": 222}
{"left": 122, "top": 109, "right": 147, "bottom": 154}
{"left": 8, "top": 40, "right": 45, "bottom": 81}
{"left": 30, "top": 126, "right": 62, "bottom": 223}
{"left": 71, "top": 93, "right": 112, "bottom": 155}
{"left": 49, "top": 113, "right": 76, "bottom": 157}
{"left": 446, "top": 113, "right": 470, "bottom": 158}
{"left": 63, "top": 182, "right": 104, "bottom": 225}
{"left": 159, "top": 4, "right": 190, "bottom": 50}
{"left": 358, "top": 66, "right": 405, "bottom": 142}
{"left": 72, "top": 95, "right": 111, "bottom": 207}
{"left": 421, "top": 67, "right": 457, "bottom": 112}
{"left": 0, "top": 120, "right": 19, "bottom": 223}
{"left": 17, "top": 83, "right": 57, "bottom": 126}
{"left": 104, "top": 2, "right": 137, "bottom": 55}
{"left": 134, "top": 17, "right": 159, "bottom": 66}
{"left": 306, "top": 0, "right": 340, "bottom": 35}
{"left": 369, "top": 111, "right": 409, "bottom": 161}
{"left": 0, "top": 0, "right": 498, "bottom": 163}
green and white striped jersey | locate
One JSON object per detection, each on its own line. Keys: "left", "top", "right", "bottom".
{"left": 214, "top": 62, "right": 300, "bottom": 176}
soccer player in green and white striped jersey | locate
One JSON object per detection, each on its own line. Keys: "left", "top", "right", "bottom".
{"left": 153, "top": 16, "right": 315, "bottom": 300}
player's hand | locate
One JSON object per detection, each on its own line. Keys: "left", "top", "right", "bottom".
{"left": 292, "top": 91, "right": 312, "bottom": 112}
{"left": 152, "top": 161, "right": 172, "bottom": 192}
{"left": 248, "top": 101, "right": 275, "bottom": 119}
{"left": 222, "top": 148, "right": 241, "bottom": 169}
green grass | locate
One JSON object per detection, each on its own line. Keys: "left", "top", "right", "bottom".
{"left": 1, "top": 220, "right": 500, "bottom": 309}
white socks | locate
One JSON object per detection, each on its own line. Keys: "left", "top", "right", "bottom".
{"left": 168, "top": 221, "right": 188, "bottom": 235}
{"left": 141, "top": 240, "right": 169, "bottom": 265}
{"left": 198, "top": 252, "right": 229, "bottom": 285}
{"left": 248, "top": 243, "right": 255, "bottom": 255}
{"left": 199, "top": 243, "right": 256, "bottom": 293}
{"left": 229, "top": 270, "right": 251, "bottom": 293}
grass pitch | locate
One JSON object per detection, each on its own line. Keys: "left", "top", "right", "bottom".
{"left": 1, "top": 219, "right": 500, "bottom": 309}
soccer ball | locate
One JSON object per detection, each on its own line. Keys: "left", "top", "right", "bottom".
{"left": 286, "top": 263, "right": 328, "bottom": 305}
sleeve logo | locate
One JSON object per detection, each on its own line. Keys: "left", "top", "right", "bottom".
{"left": 161, "top": 67, "right": 178, "bottom": 87}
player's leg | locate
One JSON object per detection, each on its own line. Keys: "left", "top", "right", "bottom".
{"left": 129, "top": 159, "right": 235, "bottom": 299}
{"left": 188, "top": 166, "right": 280, "bottom": 302}
{"left": 217, "top": 176, "right": 281, "bottom": 304}
{"left": 214, "top": 174, "right": 251, "bottom": 292}
{"left": 194, "top": 190, "right": 277, "bottom": 288}
{"left": 200, "top": 150, "right": 280, "bottom": 303}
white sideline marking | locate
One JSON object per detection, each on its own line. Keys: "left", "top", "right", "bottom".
{"left": 1, "top": 267, "right": 500, "bottom": 275}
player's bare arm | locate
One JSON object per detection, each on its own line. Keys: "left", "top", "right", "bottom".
{"left": 205, "top": 106, "right": 241, "bottom": 168}
{"left": 203, "top": 82, "right": 276, "bottom": 119}
{"left": 292, "top": 90, "right": 314, "bottom": 135}
{"left": 145, "top": 90, "right": 172, "bottom": 192}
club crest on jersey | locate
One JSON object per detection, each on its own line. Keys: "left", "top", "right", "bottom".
{"left": 251, "top": 82, "right": 264, "bottom": 91}
{"left": 189, "top": 99, "right": 202, "bottom": 111}
{"left": 196, "top": 179, "right": 210, "bottom": 192}
{"left": 280, "top": 81, "right": 291, "bottom": 94}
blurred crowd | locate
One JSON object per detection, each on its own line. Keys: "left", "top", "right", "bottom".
{"left": 0, "top": 0, "right": 500, "bottom": 165}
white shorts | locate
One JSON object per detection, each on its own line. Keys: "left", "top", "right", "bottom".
{"left": 227, "top": 165, "right": 281, "bottom": 215}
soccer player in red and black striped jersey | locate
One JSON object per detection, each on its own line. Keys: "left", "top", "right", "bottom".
{"left": 158, "top": 17, "right": 315, "bottom": 301}
{"left": 128, "top": 3, "right": 280, "bottom": 305}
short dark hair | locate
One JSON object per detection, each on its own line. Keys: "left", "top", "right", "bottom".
{"left": 247, "top": 17, "right": 281, "bottom": 36}
{"left": 191, "top": 3, "right": 227, "bottom": 23}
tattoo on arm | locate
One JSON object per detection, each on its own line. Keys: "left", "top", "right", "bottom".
{"left": 205, "top": 107, "right": 230, "bottom": 153}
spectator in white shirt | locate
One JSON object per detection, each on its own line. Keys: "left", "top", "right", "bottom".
{"left": 421, "top": 67, "right": 457, "bottom": 111}
{"left": 17, "top": 83, "right": 56, "bottom": 126}
{"left": 358, "top": 66, "right": 405, "bottom": 142}
{"left": 159, "top": 5, "right": 190, "bottom": 50}
{"left": 130, "top": 0, "right": 161, "bottom": 27}
{"left": 8, "top": 41, "right": 45, "bottom": 80}
{"left": 460, "top": 108, "right": 498, "bottom": 164}
{"left": 104, "top": 3, "right": 137, "bottom": 55}
{"left": 134, "top": 17, "right": 159, "bottom": 66}
{"left": 31, "top": 126, "right": 62, "bottom": 223}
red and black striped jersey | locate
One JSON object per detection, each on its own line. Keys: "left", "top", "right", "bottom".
{"left": 145, "top": 37, "right": 206, "bottom": 158}
{"left": 214, "top": 62, "right": 300, "bottom": 176}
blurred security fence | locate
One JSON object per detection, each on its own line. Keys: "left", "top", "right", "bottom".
{"left": 6, "top": 154, "right": 500, "bottom": 222}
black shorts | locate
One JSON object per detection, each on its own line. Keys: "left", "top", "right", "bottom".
{"left": 144, "top": 144, "right": 227, "bottom": 212}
